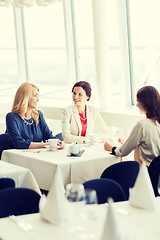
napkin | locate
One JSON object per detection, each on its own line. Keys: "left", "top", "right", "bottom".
{"left": 39, "top": 166, "right": 70, "bottom": 224}
{"left": 129, "top": 162, "right": 156, "bottom": 211}
{"left": 100, "top": 198, "right": 123, "bottom": 240}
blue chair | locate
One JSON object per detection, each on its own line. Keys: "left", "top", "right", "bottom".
{"left": 0, "top": 133, "right": 10, "bottom": 159}
{"left": 0, "top": 178, "right": 15, "bottom": 190}
{"left": 100, "top": 161, "right": 139, "bottom": 200}
{"left": 0, "top": 188, "right": 41, "bottom": 218}
{"left": 83, "top": 179, "right": 126, "bottom": 204}
{"left": 148, "top": 155, "right": 160, "bottom": 197}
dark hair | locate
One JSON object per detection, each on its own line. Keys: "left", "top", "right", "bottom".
{"left": 137, "top": 86, "right": 160, "bottom": 123}
{"left": 72, "top": 81, "right": 92, "bottom": 101}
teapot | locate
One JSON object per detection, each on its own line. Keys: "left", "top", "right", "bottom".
{"left": 68, "top": 142, "right": 81, "bottom": 155}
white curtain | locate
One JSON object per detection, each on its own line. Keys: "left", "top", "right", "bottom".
{"left": 0, "top": 0, "right": 59, "bottom": 7}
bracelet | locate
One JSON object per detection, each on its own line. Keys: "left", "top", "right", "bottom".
{"left": 111, "top": 146, "right": 117, "bottom": 155}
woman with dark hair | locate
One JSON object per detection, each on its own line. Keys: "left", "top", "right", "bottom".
{"left": 104, "top": 86, "right": 160, "bottom": 166}
{"left": 62, "top": 81, "right": 109, "bottom": 143}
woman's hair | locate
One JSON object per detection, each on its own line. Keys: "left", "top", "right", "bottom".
{"left": 12, "top": 82, "right": 39, "bottom": 124}
{"left": 137, "top": 85, "right": 160, "bottom": 123}
{"left": 72, "top": 81, "right": 92, "bottom": 101}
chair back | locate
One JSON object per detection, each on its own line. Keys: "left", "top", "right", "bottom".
{"left": 0, "top": 188, "right": 41, "bottom": 218}
{"left": 100, "top": 161, "right": 139, "bottom": 200}
{"left": 0, "top": 178, "right": 15, "bottom": 190}
{"left": 0, "top": 133, "right": 10, "bottom": 159}
{"left": 83, "top": 179, "right": 126, "bottom": 204}
{"left": 148, "top": 155, "right": 160, "bottom": 197}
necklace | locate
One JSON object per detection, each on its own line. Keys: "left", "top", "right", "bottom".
{"left": 79, "top": 116, "right": 87, "bottom": 121}
{"left": 23, "top": 118, "right": 34, "bottom": 125}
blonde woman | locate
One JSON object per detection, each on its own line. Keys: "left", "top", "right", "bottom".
{"left": 6, "top": 82, "right": 63, "bottom": 149}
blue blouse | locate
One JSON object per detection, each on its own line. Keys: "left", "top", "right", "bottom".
{"left": 6, "top": 110, "right": 56, "bottom": 149}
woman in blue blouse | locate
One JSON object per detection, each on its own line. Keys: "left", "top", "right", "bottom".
{"left": 6, "top": 82, "right": 63, "bottom": 149}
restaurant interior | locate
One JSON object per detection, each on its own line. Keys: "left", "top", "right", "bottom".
{"left": 0, "top": 0, "right": 160, "bottom": 239}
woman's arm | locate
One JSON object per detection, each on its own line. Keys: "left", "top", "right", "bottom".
{"left": 104, "top": 121, "right": 143, "bottom": 157}
{"left": 6, "top": 113, "right": 32, "bottom": 149}
{"left": 29, "top": 142, "right": 48, "bottom": 149}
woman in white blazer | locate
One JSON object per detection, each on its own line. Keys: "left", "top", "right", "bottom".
{"left": 62, "top": 81, "right": 110, "bottom": 143}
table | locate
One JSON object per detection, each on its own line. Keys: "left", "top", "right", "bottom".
{"left": 0, "top": 198, "right": 160, "bottom": 240}
{"left": 1, "top": 143, "right": 120, "bottom": 190}
{"left": 0, "top": 161, "right": 41, "bottom": 195}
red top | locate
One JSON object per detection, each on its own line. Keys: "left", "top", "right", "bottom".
{"left": 79, "top": 112, "right": 87, "bottom": 136}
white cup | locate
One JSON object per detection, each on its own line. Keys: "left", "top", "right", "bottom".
{"left": 48, "top": 139, "right": 58, "bottom": 151}
{"left": 88, "top": 135, "right": 97, "bottom": 146}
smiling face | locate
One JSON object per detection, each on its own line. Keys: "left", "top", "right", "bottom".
{"left": 28, "top": 88, "right": 39, "bottom": 110}
{"left": 136, "top": 99, "right": 146, "bottom": 115}
{"left": 72, "top": 87, "right": 89, "bottom": 108}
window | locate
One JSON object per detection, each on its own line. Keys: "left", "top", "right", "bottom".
{"left": 73, "top": 0, "right": 123, "bottom": 109}
{"left": 0, "top": 8, "right": 17, "bottom": 85}
{"left": 24, "top": 3, "right": 66, "bottom": 86}
{"left": 23, "top": 3, "right": 70, "bottom": 106}
{"left": 129, "top": 0, "right": 160, "bottom": 99}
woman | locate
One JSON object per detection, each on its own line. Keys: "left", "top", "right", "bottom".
{"left": 62, "top": 81, "right": 110, "bottom": 143}
{"left": 6, "top": 82, "right": 63, "bottom": 149}
{"left": 104, "top": 86, "right": 160, "bottom": 166}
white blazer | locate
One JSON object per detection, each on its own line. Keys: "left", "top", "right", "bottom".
{"left": 61, "top": 104, "right": 110, "bottom": 143}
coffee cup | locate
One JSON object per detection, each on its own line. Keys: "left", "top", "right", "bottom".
{"left": 48, "top": 139, "right": 58, "bottom": 151}
{"left": 69, "top": 142, "right": 81, "bottom": 155}
{"left": 88, "top": 134, "right": 97, "bottom": 146}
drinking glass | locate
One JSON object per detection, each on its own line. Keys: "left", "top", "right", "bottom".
{"left": 78, "top": 189, "right": 98, "bottom": 240}
{"left": 65, "top": 183, "right": 86, "bottom": 233}
{"left": 85, "top": 189, "right": 98, "bottom": 205}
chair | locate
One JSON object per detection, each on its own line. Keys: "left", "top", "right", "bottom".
{"left": 0, "top": 188, "right": 41, "bottom": 218}
{"left": 148, "top": 155, "right": 160, "bottom": 197}
{"left": 0, "top": 133, "right": 10, "bottom": 159}
{"left": 100, "top": 161, "right": 139, "bottom": 200}
{"left": 83, "top": 179, "right": 126, "bottom": 204}
{"left": 0, "top": 178, "right": 15, "bottom": 190}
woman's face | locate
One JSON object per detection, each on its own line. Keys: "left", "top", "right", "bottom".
{"left": 28, "top": 88, "right": 39, "bottom": 109}
{"left": 136, "top": 99, "right": 146, "bottom": 114}
{"left": 72, "top": 87, "right": 89, "bottom": 107}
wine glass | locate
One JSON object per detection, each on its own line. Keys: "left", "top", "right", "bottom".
{"left": 85, "top": 189, "right": 98, "bottom": 205}
{"left": 65, "top": 183, "right": 86, "bottom": 233}
{"left": 77, "top": 189, "right": 98, "bottom": 240}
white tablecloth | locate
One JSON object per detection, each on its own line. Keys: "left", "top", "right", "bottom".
{"left": 0, "top": 198, "right": 160, "bottom": 240}
{"left": 1, "top": 143, "right": 120, "bottom": 190}
{"left": 0, "top": 161, "right": 41, "bottom": 195}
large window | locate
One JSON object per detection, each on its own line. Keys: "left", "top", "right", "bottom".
{"left": 23, "top": 3, "right": 66, "bottom": 86}
{"left": 73, "top": 0, "right": 123, "bottom": 109}
{"left": 129, "top": 0, "right": 160, "bottom": 98}
{"left": 1, "top": 1, "right": 159, "bottom": 111}
{"left": 0, "top": 8, "right": 17, "bottom": 84}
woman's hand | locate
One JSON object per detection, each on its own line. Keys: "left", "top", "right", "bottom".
{"left": 104, "top": 142, "right": 113, "bottom": 152}
{"left": 57, "top": 140, "right": 65, "bottom": 149}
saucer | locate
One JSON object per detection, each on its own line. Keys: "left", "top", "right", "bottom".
{"left": 67, "top": 150, "right": 85, "bottom": 157}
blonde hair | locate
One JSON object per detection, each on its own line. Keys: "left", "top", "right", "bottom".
{"left": 12, "top": 82, "right": 39, "bottom": 125}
